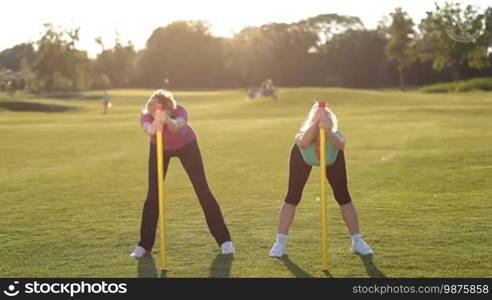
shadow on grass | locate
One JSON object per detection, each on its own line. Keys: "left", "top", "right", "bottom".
{"left": 137, "top": 254, "right": 158, "bottom": 278}
{"left": 359, "top": 255, "right": 386, "bottom": 278}
{"left": 209, "top": 254, "right": 233, "bottom": 278}
{"left": 322, "top": 270, "right": 334, "bottom": 278}
{"left": 0, "top": 101, "right": 76, "bottom": 113}
{"left": 279, "top": 256, "right": 314, "bottom": 278}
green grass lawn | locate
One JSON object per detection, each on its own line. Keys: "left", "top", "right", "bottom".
{"left": 0, "top": 88, "right": 491, "bottom": 278}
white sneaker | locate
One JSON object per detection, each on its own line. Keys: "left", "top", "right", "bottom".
{"left": 351, "top": 238, "right": 374, "bottom": 255}
{"left": 269, "top": 242, "right": 286, "bottom": 257}
{"left": 221, "top": 241, "right": 235, "bottom": 255}
{"left": 130, "top": 246, "right": 147, "bottom": 259}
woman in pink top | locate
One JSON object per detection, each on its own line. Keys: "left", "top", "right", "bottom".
{"left": 131, "top": 90, "right": 234, "bottom": 258}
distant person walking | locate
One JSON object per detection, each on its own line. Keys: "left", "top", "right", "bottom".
{"left": 131, "top": 89, "right": 234, "bottom": 258}
{"left": 102, "top": 91, "right": 111, "bottom": 114}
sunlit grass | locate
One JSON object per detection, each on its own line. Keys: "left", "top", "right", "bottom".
{"left": 0, "top": 88, "right": 491, "bottom": 277}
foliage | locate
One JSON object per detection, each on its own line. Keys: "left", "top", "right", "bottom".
{"left": 0, "top": 43, "right": 35, "bottom": 71}
{"left": 417, "top": 2, "right": 491, "bottom": 80}
{"left": 419, "top": 82, "right": 455, "bottom": 93}
{"left": 421, "top": 76, "right": 492, "bottom": 92}
{"left": 94, "top": 38, "right": 136, "bottom": 88}
{"left": 31, "top": 24, "right": 93, "bottom": 92}
{"left": 92, "top": 73, "right": 112, "bottom": 90}
{"left": 137, "top": 21, "right": 226, "bottom": 88}
{"left": 0, "top": 3, "right": 491, "bottom": 91}
{"left": 383, "top": 8, "right": 416, "bottom": 89}
{"left": 323, "top": 30, "right": 391, "bottom": 88}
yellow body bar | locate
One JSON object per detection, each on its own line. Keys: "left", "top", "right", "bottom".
{"left": 319, "top": 102, "right": 329, "bottom": 272}
{"left": 155, "top": 104, "right": 168, "bottom": 272}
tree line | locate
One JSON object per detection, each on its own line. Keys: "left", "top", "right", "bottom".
{"left": 0, "top": 2, "right": 491, "bottom": 92}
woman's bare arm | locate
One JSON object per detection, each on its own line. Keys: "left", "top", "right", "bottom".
{"left": 296, "top": 122, "right": 319, "bottom": 148}
{"left": 319, "top": 117, "right": 345, "bottom": 150}
{"left": 328, "top": 131, "right": 345, "bottom": 150}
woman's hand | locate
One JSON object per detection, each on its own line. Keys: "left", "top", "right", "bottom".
{"left": 153, "top": 110, "right": 167, "bottom": 124}
{"left": 152, "top": 118, "right": 163, "bottom": 132}
{"left": 318, "top": 118, "right": 333, "bottom": 132}
{"left": 314, "top": 108, "right": 326, "bottom": 122}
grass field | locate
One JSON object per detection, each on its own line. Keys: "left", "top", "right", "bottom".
{"left": 1, "top": 88, "right": 491, "bottom": 278}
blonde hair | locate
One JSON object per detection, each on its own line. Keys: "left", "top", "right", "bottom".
{"left": 299, "top": 101, "right": 338, "bottom": 134}
{"left": 142, "top": 89, "right": 177, "bottom": 114}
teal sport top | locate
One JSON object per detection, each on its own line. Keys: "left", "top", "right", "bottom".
{"left": 299, "top": 131, "right": 340, "bottom": 166}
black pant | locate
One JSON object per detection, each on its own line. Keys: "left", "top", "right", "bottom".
{"left": 284, "top": 144, "right": 352, "bottom": 206}
{"left": 138, "top": 139, "right": 231, "bottom": 251}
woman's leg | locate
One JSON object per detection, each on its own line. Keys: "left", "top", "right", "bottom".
{"left": 327, "top": 151, "right": 373, "bottom": 254}
{"left": 270, "top": 144, "right": 312, "bottom": 257}
{"left": 340, "top": 203, "right": 360, "bottom": 235}
{"left": 277, "top": 203, "right": 297, "bottom": 234}
{"left": 326, "top": 151, "right": 360, "bottom": 235}
{"left": 177, "top": 139, "right": 231, "bottom": 246}
{"left": 138, "top": 144, "right": 171, "bottom": 251}
{"left": 277, "top": 144, "right": 312, "bottom": 234}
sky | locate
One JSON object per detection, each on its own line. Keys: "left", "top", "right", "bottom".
{"left": 1, "top": 0, "right": 490, "bottom": 57}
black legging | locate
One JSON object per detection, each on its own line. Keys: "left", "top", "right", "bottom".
{"left": 284, "top": 144, "right": 352, "bottom": 206}
{"left": 138, "top": 139, "right": 231, "bottom": 251}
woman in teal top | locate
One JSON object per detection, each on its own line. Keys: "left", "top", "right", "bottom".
{"left": 269, "top": 102, "right": 374, "bottom": 257}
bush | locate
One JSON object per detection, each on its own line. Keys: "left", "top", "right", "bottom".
{"left": 421, "top": 77, "right": 492, "bottom": 93}
{"left": 420, "top": 82, "right": 455, "bottom": 93}
{"left": 28, "top": 78, "right": 44, "bottom": 94}
{"left": 51, "top": 74, "right": 74, "bottom": 92}
{"left": 454, "top": 78, "right": 492, "bottom": 92}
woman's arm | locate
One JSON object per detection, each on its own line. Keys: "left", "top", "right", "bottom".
{"left": 328, "top": 131, "right": 345, "bottom": 150}
{"left": 141, "top": 114, "right": 162, "bottom": 136}
{"left": 319, "top": 118, "right": 345, "bottom": 150}
{"left": 145, "top": 109, "right": 186, "bottom": 134}
{"left": 296, "top": 122, "right": 319, "bottom": 148}
{"left": 164, "top": 117, "right": 186, "bottom": 133}
{"left": 296, "top": 108, "right": 327, "bottom": 148}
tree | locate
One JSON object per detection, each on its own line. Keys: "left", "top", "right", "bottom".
{"left": 323, "top": 29, "right": 391, "bottom": 88}
{"left": 226, "top": 14, "right": 364, "bottom": 87}
{"left": 32, "top": 24, "right": 93, "bottom": 91}
{"left": 259, "top": 23, "right": 318, "bottom": 86}
{"left": 94, "top": 38, "right": 137, "bottom": 88}
{"left": 137, "top": 21, "right": 226, "bottom": 88}
{"left": 299, "top": 14, "right": 371, "bottom": 86}
{"left": 299, "top": 14, "right": 364, "bottom": 52}
{"left": 225, "top": 27, "right": 274, "bottom": 86}
{"left": 227, "top": 22, "right": 318, "bottom": 86}
{"left": 384, "top": 8, "right": 416, "bottom": 90}
{"left": 417, "top": 2, "right": 491, "bottom": 81}
{"left": 0, "top": 43, "right": 35, "bottom": 71}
